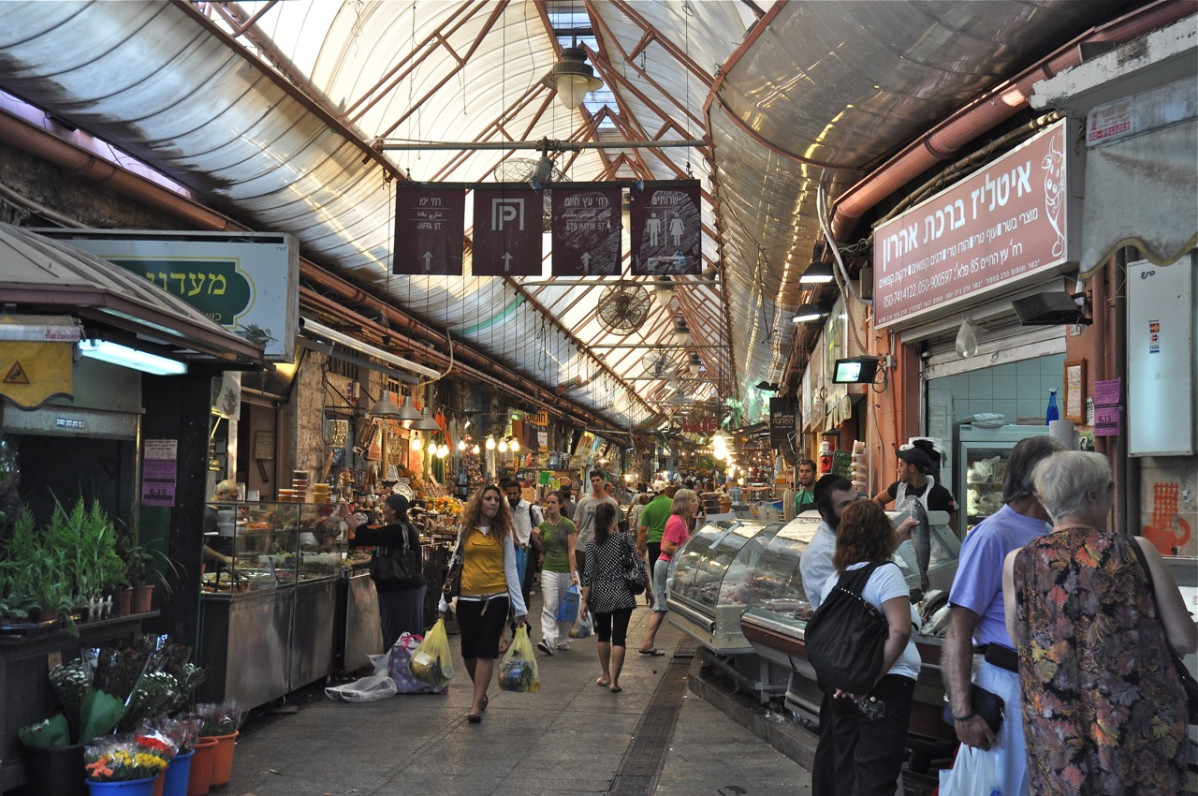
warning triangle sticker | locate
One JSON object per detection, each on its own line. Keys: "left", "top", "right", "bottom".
{"left": 3, "top": 361, "right": 30, "bottom": 385}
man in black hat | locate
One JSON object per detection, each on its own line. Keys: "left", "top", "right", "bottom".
{"left": 874, "top": 445, "right": 957, "bottom": 532}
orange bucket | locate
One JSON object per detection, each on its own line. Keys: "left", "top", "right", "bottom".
{"left": 203, "top": 731, "right": 239, "bottom": 787}
{"left": 186, "top": 738, "right": 218, "bottom": 796}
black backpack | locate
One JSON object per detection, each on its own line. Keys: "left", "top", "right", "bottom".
{"left": 804, "top": 561, "right": 896, "bottom": 694}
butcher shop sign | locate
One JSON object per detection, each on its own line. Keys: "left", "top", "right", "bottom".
{"left": 872, "top": 120, "right": 1079, "bottom": 328}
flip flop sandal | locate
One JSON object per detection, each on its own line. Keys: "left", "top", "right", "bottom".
{"left": 638, "top": 648, "right": 665, "bottom": 656}
{"left": 596, "top": 677, "right": 610, "bottom": 687}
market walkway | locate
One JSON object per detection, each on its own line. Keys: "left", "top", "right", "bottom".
{"left": 223, "top": 598, "right": 811, "bottom": 795}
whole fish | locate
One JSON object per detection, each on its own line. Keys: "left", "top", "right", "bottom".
{"left": 909, "top": 499, "right": 931, "bottom": 594}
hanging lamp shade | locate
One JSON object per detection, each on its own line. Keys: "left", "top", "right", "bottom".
{"left": 367, "top": 392, "right": 403, "bottom": 418}
{"left": 412, "top": 407, "right": 441, "bottom": 432}
{"left": 541, "top": 47, "right": 603, "bottom": 110}
{"left": 396, "top": 395, "right": 422, "bottom": 421}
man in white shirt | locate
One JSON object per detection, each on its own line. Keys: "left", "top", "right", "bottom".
{"left": 573, "top": 470, "right": 618, "bottom": 578}
{"left": 800, "top": 476, "right": 856, "bottom": 610}
{"left": 503, "top": 478, "right": 543, "bottom": 616}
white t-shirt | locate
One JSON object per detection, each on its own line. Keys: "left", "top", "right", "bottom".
{"left": 820, "top": 561, "right": 921, "bottom": 681}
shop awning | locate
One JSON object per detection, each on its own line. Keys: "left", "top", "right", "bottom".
{"left": 1080, "top": 118, "right": 1198, "bottom": 277}
{"left": 0, "top": 223, "right": 264, "bottom": 370}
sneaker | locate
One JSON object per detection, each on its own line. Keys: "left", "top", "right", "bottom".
{"left": 555, "top": 642, "right": 571, "bottom": 651}
{"left": 536, "top": 640, "right": 554, "bottom": 655}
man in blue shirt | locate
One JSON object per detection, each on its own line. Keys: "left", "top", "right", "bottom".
{"left": 940, "top": 436, "right": 1064, "bottom": 796}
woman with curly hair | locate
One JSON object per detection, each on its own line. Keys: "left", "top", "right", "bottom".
{"left": 811, "top": 499, "right": 920, "bottom": 796}
{"left": 452, "top": 484, "right": 527, "bottom": 723}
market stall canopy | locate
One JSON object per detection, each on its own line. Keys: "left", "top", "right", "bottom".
{"left": 0, "top": 223, "right": 265, "bottom": 370}
{"left": 0, "top": 1, "right": 1142, "bottom": 429}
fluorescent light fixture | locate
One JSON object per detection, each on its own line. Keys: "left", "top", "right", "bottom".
{"left": 791, "top": 304, "right": 828, "bottom": 323}
{"left": 302, "top": 318, "right": 441, "bottom": 379}
{"left": 78, "top": 339, "right": 187, "bottom": 375}
{"left": 799, "top": 260, "right": 834, "bottom": 284}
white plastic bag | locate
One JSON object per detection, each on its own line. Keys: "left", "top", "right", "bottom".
{"left": 939, "top": 744, "right": 1001, "bottom": 796}
{"left": 324, "top": 674, "right": 398, "bottom": 702}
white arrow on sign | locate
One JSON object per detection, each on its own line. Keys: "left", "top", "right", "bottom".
{"left": 580, "top": 252, "right": 592, "bottom": 270}
{"left": 422, "top": 252, "right": 433, "bottom": 271}
{"left": 502, "top": 252, "right": 513, "bottom": 273}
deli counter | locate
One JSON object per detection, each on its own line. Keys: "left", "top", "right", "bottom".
{"left": 197, "top": 500, "right": 348, "bottom": 708}
{"left": 669, "top": 510, "right": 962, "bottom": 740}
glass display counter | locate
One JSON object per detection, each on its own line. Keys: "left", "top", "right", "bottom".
{"left": 199, "top": 500, "right": 347, "bottom": 709}
{"left": 666, "top": 519, "right": 782, "bottom": 654}
{"left": 738, "top": 510, "right": 961, "bottom": 738}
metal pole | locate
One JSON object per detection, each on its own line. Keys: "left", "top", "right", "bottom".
{"left": 374, "top": 138, "right": 707, "bottom": 152}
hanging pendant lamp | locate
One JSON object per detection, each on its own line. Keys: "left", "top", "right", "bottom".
{"left": 412, "top": 406, "right": 441, "bottom": 432}
{"left": 541, "top": 47, "right": 603, "bottom": 110}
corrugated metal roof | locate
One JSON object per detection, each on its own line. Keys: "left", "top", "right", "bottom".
{"left": 0, "top": 0, "right": 1138, "bottom": 431}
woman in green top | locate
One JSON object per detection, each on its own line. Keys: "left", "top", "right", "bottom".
{"left": 535, "top": 491, "right": 579, "bottom": 655}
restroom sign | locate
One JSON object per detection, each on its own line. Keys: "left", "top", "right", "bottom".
{"left": 629, "top": 181, "right": 702, "bottom": 275}
{"left": 472, "top": 186, "right": 543, "bottom": 276}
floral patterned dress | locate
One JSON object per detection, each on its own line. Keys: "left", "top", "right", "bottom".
{"left": 1011, "top": 527, "right": 1187, "bottom": 795}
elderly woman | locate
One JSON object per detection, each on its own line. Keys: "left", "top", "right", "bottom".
{"left": 637, "top": 487, "right": 698, "bottom": 656}
{"left": 453, "top": 484, "right": 528, "bottom": 723}
{"left": 579, "top": 501, "right": 638, "bottom": 692}
{"left": 811, "top": 500, "right": 920, "bottom": 796}
{"left": 1002, "top": 451, "right": 1196, "bottom": 794}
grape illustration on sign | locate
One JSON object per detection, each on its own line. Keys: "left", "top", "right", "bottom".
{"left": 472, "top": 186, "right": 543, "bottom": 276}
{"left": 630, "top": 182, "right": 701, "bottom": 276}
{"left": 551, "top": 187, "right": 622, "bottom": 276}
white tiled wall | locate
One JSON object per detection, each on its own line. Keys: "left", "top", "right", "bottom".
{"left": 929, "top": 353, "right": 1064, "bottom": 426}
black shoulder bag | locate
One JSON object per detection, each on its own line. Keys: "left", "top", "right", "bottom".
{"left": 621, "top": 534, "right": 648, "bottom": 596}
{"left": 803, "top": 561, "right": 893, "bottom": 694}
{"left": 369, "top": 523, "right": 419, "bottom": 585}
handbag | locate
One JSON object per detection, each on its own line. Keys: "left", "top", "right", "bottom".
{"left": 1129, "top": 539, "right": 1198, "bottom": 724}
{"left": 803, "top": 561, "right": 893, "bottom": 694}
{"left": 941, "top": 683, "right": 1004, "bottom": 733}
{"left": 368, "top": 523, "right": 418, "bottom": 585}
{"left": 621, "top": 535, "right": 648, "bottom": 596}
{"left": 441, "top": 525, "right": 466, "bottom": 599}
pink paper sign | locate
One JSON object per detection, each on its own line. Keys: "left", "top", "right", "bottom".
{"left": 1093, "top": 378, "right": 1121, "bottom": 407}
{"left": 1094, "top": 406, "right": 1121, "bottom": 437}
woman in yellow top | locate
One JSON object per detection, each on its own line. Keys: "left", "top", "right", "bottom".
{"left": 455, "top": 484, "right": 527, "bottom": 723}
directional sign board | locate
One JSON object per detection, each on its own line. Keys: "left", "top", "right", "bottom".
{"left": 551, "top": 187, "right": 622, "bottom": 276}
{"left": 472, "top": 186, "right": 543, "bottom": 276}
{"left": 394, "top": 186, "right": 465, "bottom": 276}
{"left": 629, "top": 181, "right": 702, "bottom": 275}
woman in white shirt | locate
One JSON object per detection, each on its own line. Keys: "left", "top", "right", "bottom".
{"left": 812, "top": 499, "right": 919, "bottom": 796}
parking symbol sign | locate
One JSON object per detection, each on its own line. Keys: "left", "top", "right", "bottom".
{"left": 473, "top": 186, "right": 542, "bottom": 276}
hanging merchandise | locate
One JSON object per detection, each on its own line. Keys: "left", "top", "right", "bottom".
{"left": 955, "top": 317, "right": 979, "bottom": 358}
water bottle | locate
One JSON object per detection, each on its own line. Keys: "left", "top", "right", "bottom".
{"left": 1045, "top": 388, "right": 1060, "bottom": 425}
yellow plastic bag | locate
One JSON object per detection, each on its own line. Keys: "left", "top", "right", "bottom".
{"left": 409, "top": 618, "right": 454, "bottom": 686}
{"left": 497, "top": 625, "right": 540, "bottom": 693}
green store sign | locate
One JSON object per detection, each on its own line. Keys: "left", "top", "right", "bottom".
{"left": 107, "top": 257, "right": 252, "bottom": 327}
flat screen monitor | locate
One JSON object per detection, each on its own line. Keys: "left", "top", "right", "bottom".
{"left": 832, "top": 357, "right": 879, "bottom": 384}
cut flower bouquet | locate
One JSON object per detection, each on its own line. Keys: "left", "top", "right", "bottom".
{"left": 85, "top": 732, "right": 175, "bottom": 782}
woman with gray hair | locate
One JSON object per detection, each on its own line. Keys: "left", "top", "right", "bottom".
{"left": 1001, "top": 451, "right": 1196, "bottom": 794}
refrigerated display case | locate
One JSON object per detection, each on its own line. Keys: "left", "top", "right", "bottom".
{"left": 666, "top": 518, "right": 781, "bottom": 654}
{"left": 737, "top": 509, "right": 960, "bottom": 738}
{"left": 954, "top": 422, "right": 1054, "bottom": 533}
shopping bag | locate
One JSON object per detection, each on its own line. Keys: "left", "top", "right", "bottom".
{"left": 390, "top": 632, "right": 449, "bottom": 695}
{"left": 570, "top": 610, "right": 594, "bottom": 639}
{"left": 409, "top": 618, "right": 455, "bottom": 686}
{"left": 498, "top": 625, "right": 541, "bottom": 693}
{"left": 938, "top": 743, "right": 1002, "bottom": 796}
{"left": 324, "top": 675, "right": 397, "bottom": 702}
{"left": 556, "top": 584, "right": 581, "bottom": 624}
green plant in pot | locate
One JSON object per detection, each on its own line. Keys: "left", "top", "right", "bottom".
{"left": 0, "top": 508, "right": 76, "bottom": 630}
